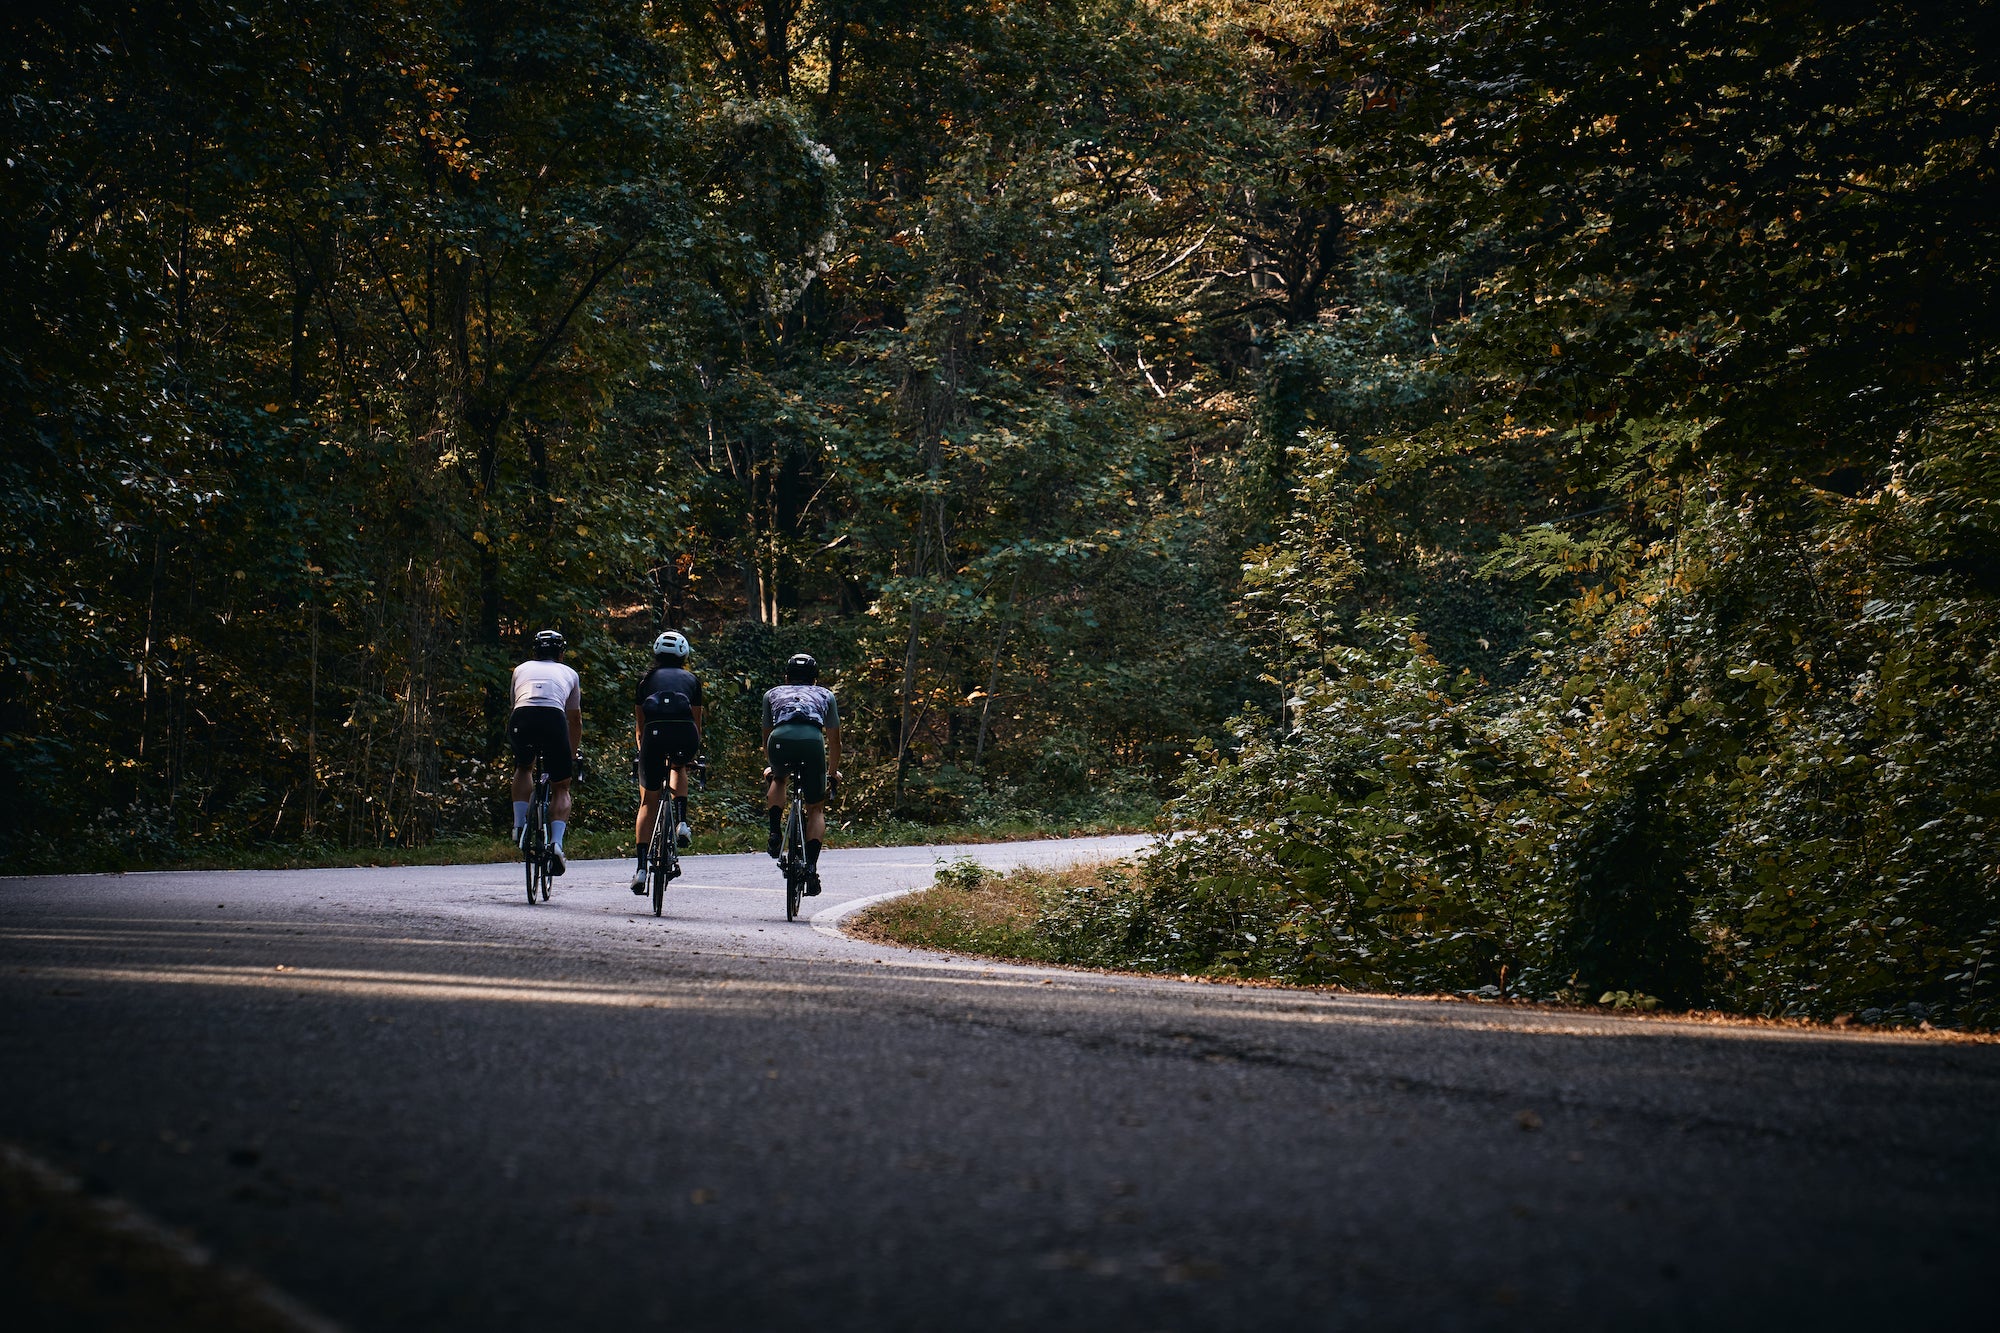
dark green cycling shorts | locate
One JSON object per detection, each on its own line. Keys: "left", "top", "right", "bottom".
{"left": 766, "top": 722, "right": 828, "bottom": 803}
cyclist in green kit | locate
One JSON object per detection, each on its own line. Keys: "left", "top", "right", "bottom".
{"left": 761, "top": 653, "right": 840, "bottom": 896}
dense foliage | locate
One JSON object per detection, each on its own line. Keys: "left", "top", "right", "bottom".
{"left": 2, "top": 0, "right": 1278, "bottom": 862}
{"left": 7, "top": 1, "right": 1995, "bottom": 1024}
{"left": 1138, "top": 0, "right": 2000, "bottom": 1025}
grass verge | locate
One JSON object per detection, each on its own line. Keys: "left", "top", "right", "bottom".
{"left": 847, "top": 857, "right": 1112, "bottom": 963}
{"left": 850, "top": 860, "right": 1998, "bottom": 1041}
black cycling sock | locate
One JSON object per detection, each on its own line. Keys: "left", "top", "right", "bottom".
{"left": 767, "top": 807, "right": 782, "bottom": 840}
{"left": 634, "top": 842, "right": 647, "bottom": 868}
{"left": 806, "top": 839, "right": 821, "bottom": 868}
{"left": 674, "top": 796, "right": 688, "bottom": 826}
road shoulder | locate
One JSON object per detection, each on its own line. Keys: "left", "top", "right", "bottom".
{"left": 1, "top": 1142, "right": 340, "bottom": 1333}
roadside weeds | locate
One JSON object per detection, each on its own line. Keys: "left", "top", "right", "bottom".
{"left": 849, "top": 861, "right": 1998, "bottom": 1044}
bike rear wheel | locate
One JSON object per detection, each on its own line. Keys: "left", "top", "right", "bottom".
{"left": 648, "top": 813, "right": 673, "bottom": 916}
{"left": 523, "top": 815, "right": 541, "bottom": 905}
{"left": 537, "top": 784, "right": 553, "bottom": 902}
{"left": 783, "top": 799, "right": 806, "bottom": 920}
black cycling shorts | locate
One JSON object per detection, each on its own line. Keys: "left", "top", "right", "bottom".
{"left": 639, "top": 719, "right": 701, "bottom": 791}
{"left": 766, "top": 721, "right": 828, "bottom": 803}
{"left": 508, "top": 706, "right": 573, "bottom": 781}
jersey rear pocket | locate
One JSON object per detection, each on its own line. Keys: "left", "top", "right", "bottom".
{"left": 642, "top": 688, "right": 694, "bottom": 720}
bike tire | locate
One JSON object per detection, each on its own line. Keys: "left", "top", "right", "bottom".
{"left": 648, "top": 815, "right": 670, "bottom": 916}
{"left": 524, "top": 824, "right": 539, "bottom": 905}
{"left": 544, "top": 779, "right": 558, "bottom": 901}
{"left": 784, "top": 799, "right": 805, "bottom": 921}
{"left": 794, "top": 801, "right": 808, "bottom": 906}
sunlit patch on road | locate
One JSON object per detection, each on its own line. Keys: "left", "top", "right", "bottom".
{"left": 16, "top": 963, "right": 835, "bottom": 1011}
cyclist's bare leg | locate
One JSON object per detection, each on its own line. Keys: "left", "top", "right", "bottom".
{"left": 800, "top": 799, "right": 829, "bottom": 891}
{"left": 550, "top": 777, "right": 573, "bottom": 824}
{"left": 634, "top": 786, "right": 663, "bottom": 846}
{"left": 667, "top": 764, "right": 691, "bottom": 838}
{"left": 511, "top": 767, "right": 533, "bottom": 803}
{"left": 764, "top": 773, "right": 788, "bottom": 856}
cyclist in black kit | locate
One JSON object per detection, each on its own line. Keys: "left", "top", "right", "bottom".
{"left": 630, "top": 631, "right": 704, "bottom": 894}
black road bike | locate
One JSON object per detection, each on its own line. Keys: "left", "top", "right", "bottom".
{"left": 774, "top": 768, "right": 834, "bottom": 922}
{"left": 776, "top": 770, "right": 808, "bottom": 921}
{"left": 522, "top": 751, "right": 554, "bottom": 905}
{"left": 644, "top": 756, "right": 705, "bottom": 917}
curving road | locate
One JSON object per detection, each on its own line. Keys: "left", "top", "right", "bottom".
{"left": 3, "top": 836, "right": 1996, "bottom": 1331}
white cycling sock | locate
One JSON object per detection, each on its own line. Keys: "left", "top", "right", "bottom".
{"left": 551, "top": 820, "right": 567, "bottom": 849}
{"left": 512, "top": 801, "right": 528, "bottom": 830}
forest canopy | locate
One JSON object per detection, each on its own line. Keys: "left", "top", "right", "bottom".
{"left": 5, "top": 1, "right": 1996, "bottom": 1024}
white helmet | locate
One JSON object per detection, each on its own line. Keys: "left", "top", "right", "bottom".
{"left": 652, "top": 630, "right": 691, "bottom": 659}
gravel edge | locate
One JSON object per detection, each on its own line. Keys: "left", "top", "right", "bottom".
{"left": 0, "top": 1141, "right": 343, "bottom": 1333}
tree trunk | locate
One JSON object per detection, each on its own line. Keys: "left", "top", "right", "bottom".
{"left": 288, "top": 240, "right": 314, "bottom": 406}
{"left": 526, "top": 422, "right": 552, "bottom": 535}
{"left": 974, "top": 567, "right": 1022, "bottom": 769}
{"left": 305, "top": 598, "right": 319, "bottom": 836}
{"left": 892, "top": 603, "right": 924, "bottom": 813}
{"left": 472, "top": 409, "right": 507, "bottom": 730}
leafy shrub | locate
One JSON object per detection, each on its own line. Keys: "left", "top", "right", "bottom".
{"left": 1132, "top": 427, "right": 2000, "bottom": 1027}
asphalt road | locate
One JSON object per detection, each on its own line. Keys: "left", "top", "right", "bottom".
{"left": 4, "top": 836, "right": 1996, "bottom": 1331}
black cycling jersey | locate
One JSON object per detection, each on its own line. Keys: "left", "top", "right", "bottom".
{"left": 635, "top": 665, "right": 702, "bottom": 791}
{"left": 634, "top": 665, "right": 704, "bottom": 716}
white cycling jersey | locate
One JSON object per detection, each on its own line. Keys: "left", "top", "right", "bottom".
{"left": 511, "top": 659, "right": 581, "bottom": 711}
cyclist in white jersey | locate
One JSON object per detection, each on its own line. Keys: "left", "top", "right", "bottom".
{"left": 509, "top": 629, "right": 582, "bottom": 873}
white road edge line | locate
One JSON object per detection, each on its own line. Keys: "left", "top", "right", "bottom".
{"left": 810, "top": 885, "right": 925, "bottom": 941}
{"left": 0, "top": 1140, "right": 347, "bottom": 1332}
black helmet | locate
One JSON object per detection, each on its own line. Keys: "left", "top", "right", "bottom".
{"left": 784, "top": 652, "right": 818, "bottom": 683}
{"left": 533, "top": 629, "right": 566, "bottom": 660}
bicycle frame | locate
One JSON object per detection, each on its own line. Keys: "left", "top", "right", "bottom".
{"left": 777, "top": 767, "right": 810, "bottom": 921}
{"left": 523, "top": 753, "right": 553, "bottom": 905}
{"left": 644, "top": 755, "right": 702, "bottom": 917}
